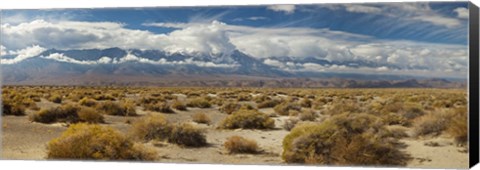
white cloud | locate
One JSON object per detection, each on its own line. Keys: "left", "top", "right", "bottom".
{"left": 1, "top": 19, "right": 468, "bottom": 78}
{"left": 1, "top": 45, "right": 46, "bottom": 64}
{"left": 0, "top": 46, "right": 7, "bottom": 56}
{"left": 454, "top": 7, "right": 469, "bottom": 19}
{"left": 267, "top": 5, "right": 296, "bottom": 14}
{"left": 345, "top": 4, "right": 382, "bottom": 13}
{"left": 324, "top": 3, "right": 464, "bottom": 28}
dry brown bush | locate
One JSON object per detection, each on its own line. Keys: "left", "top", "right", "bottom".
{"left": 224, "top": 136, "right": 259, "bottom": 154}
{"left": 47, "top": 123, "right": 157, "bottom": 160}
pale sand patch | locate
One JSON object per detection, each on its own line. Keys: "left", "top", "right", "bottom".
{"left": 402, "top": 137, "right": 468, "bottom": 169}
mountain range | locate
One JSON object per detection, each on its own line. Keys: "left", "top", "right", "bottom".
{"left": 1, "top": 48, "right": 466, "bottom": 88}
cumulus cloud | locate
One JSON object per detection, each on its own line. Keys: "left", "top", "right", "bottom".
{"left": 0, "top": 45, "right": 7, "bottom": 56}
{"left": 1, "top": 19, "right": 468, "bottom": 78}
{"left": 267, "top": 5, "right": 296, "bottom": 14}
{"left": 1, "top": 45, "right": 46, "bottom": 64}
{"left": 454, "top": 7, "right": 469, "bottom": 19}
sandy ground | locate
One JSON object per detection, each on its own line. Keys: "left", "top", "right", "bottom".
{"left": 0, "top": 99, "right": 469, "bottom": 168}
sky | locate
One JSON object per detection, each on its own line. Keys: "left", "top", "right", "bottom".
{"left": 0, "top": 2, "right": 470, "bottom": 78}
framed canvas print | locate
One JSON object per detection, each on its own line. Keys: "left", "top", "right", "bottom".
{"left": 1, "top": 0, "right": 479, "bottom": 169}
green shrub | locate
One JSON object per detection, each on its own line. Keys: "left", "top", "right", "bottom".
{"left": 168, "top": 123, "right": 207, "bottom": 147}
{"left": 274, "top": 102, "right": 301, "bottom": 116}
{"left": 220, "top": 109, "right": 275, "bottom": 129}
{"left": 282, "top": 113, "right": 409, "bottom": 166}
{"left": 131, "top": 114, "right": 172, "bottom": 141}
{"left": 192, "top": 113, "right": 211, "bottom": 125}
{"left": 224, "top": 136, "right": 259, "bottom": 154}
{"left": 47, "top": 123, "right": 157, "bottom": 160}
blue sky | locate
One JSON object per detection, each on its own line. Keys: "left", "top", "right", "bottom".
{"left": 0, "top": 2, "right": 470, "bottom": 78}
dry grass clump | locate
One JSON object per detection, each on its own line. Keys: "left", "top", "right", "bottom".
{"left": 187, "top": 97, "right": 212, "bottom": 108}
{"left": 77, "top": 107, "right": 105, "bottom": 124}
{"left": 78, "top": 97, "right": 97, "bottom": 107}
{"left": 219, "top": 102, "right": 241, "bottom": 114}
{"left": 224, "top": 136, "right": 260, "bottom": 154}
{"left": 131, "top": 114, "right": 172, "bottom": 141}
{"left": 30, "top": 104, "right": 81, "bottom": 123}
{"left": 283, "top": 117, "right": 300, "bottom": 131}
{"left": 300, "top": 97, "right": 312, "bottom": 108}
{"left": 299, "top": 110, "right": 317, "bottom": 121}
{"left": 171, "top": 100, "right": 187, "bottom": 111}
{"left": 96, "top": 101, "right": 137, "bottom": 116}
{"left": 47, "top": 123, "right": 157, "bottom": 161}
{"left": 30, "top": 104, "right": 104, "bottom": 124}
{"left": 144, "top": 102, "right": 174, "bottom": 113}
{"left": 282, "top": 113, "right": 409, "bottom": 166}
{"left": 192, "top": 113, "right": 211, "bottom": 125}
{"left": 257, "top": 99, "right": 281, "bottom": 109}
{"left": 219, "top": 109, "right": 275, "bottom": 129}
{"left": 413, "top": 109, "right": 455, "bottom": 137}
{"left": 48, "top": 94, "right": 63, "bottom": 104}
{"left": 168, "top": 123, "right": 207, "bottom": 147}
{"left": 274, "top": 102, "right": 301, "bottom": 116}
{"left": 447, "top": 107, "right": 468, "bottom": 145}
{"left": 2, "top": 100, "right": 26, "bottom": 116}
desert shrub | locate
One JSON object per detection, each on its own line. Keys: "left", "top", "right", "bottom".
{"left": 283, "top": 117, "right": 300, "bottom": 131}
{"left": 187, "top": 98, "right": 212, "bottom": 108}
{"left": 96, "top": 101, "right": 137, "bottom": 116}
{"left": 381, "top": 112, "right": 409, "bottom": 126}
{"left": 383, "top": 126, "right": 409, "bottom": 139}
{"left": 49, "top": 94, "right": 63, "bottom": 104}
{"left": 257, "top": 99, "right": 281, "bottom": 108}
{"left": 447, "top": 107, "right": 468, "bottom": 145}
{"left": 47, "top": 123, "right": 157, "bottom": 160}
{"left": 2, "top": 100, "right": 26, "bottom": 116}
{"left": 144, "top": 102, "right": 174, "bottom": 113}
{"left": 219, "top": 102, "right": 241, "bottom": 114}
{"left": 274, "top": 102, "right": 301, "bottom": 116}
{"left": 92, "top": 94, "right": 115, "bottom": 101}
{"left": 300, "top": 98, "right": 312, "bottom": 108}
{"left": 192, "top": 113, "right": 211, "bottom": 125}
{"left": 402, "top": 104, "right": 425, "bottom": 120}
{"left": 326, "top": 100, "right": 361, "bottom": 115}
{"left": 299, "top": 110, "right": 317, "bottom": 121}
{"left": 282, "top": 114, "right": 409, "bottom": 166}
{"left": 413, "top": 110, "right": 454, "bottom": 137}
{"left": 171, "top": 100, "right": 187, "bottom": 111}
{"left": 168, "top": 123, "right": 207, "bottom": 147}
{"left": 220, "top": 109, "right": 275, "bottom": 129}
{"left": 30, "top": 104, "right": 80, "bottom": 123}
{"left": 224, "top": 136, "right": 259, "bottom": 154}
{"left": 131, "top": 114, "right": 172, "bottom": 141}
{"left": 79, "top": 97, "right": 97, "bottom": 107}
{"left": 77, "top": 107, "right": 105, "bottom": 123}
{"left": 237, "top": 94, "right": 252, "bottom": 101}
